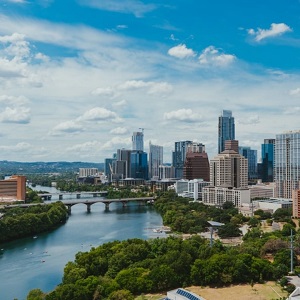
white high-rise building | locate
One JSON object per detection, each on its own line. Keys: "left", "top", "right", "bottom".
{"left": 275, "top": 130, "right": 300, "bottom": 199}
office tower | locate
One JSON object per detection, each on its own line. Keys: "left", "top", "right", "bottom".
{"left": 225, "top": 140, "right": 239, "bottom": 153}
{"left": 149, "top": 142, "right": 163, "bottom": 179}
{"left": 275, "top": 131, "right": 300, "bottom": 198}
{"left": 159, "top": 165, "right": 175, "bottom": 179}
{"left": 130, "top": 151, "right": 148, "bottom": 179}
{"left": 172, "top": 140, "right": 192, "bottom": 178}
{"left": 218, "top": 110, "right": 235, "bottom": 153}
{"left": 261, "top": 139, "right": 275, "bottom": 182}
{"left": 183, "top": 152, "right": 210, "bottom": 181}
{"left": 239, "top": 146, "right": 257, "bottom": 180}
{"left": 210, "top": 149, "right": 248, "bottom": 188}
{"left": 132, "top": 131, "right": 144, "bottom": 151}
{"left": 116, "top": 149, "right": 132, "bottom": 179}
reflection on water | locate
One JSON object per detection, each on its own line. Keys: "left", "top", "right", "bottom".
{"left": 0, "top": 200, "right": 164, "bottom": 300}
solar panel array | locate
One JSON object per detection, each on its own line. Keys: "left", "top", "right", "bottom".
{"left": 176, "top": 288, "right": 202, "bottom": 300}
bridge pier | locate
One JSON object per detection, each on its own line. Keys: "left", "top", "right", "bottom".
{"left": 121, "top": 201, "right": 128, "bottom": 208}
{"left": 66, "top": 204, "right": 72, "bottom": 214}
{"left": 93, "top": 193, "right": 97, "bottom": 197}
{"left": 59, "top": 194, "right": 63, "bottom": 200}
{"left": 105, "top": 202, "right": 111, "bottom": 209}
{"left": 76, "top": 194, "right": 81, "bottom": 199}
{"left": 86, "top": 203, "right": 91, "bottom": 213}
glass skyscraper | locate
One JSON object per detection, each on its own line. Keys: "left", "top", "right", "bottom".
{"left": 239, "top": 146, "right": 257, "bottom": 180}
{"left": 261, "top": 139, "right": 275, "bottom": 182}
{"left": 132, "top": 131, "right": 144, "bottom": 151}
{"left": 172, "top": 140, "right": 192, "bottom": 178}
{"left": 218, "top": 110, "right": 235, "bottom": 153}
{"left": 149, "top": 142, "right": 163, "bottom": 179}
{"left": 275, "top": 131, "right": 300, "bottom": 198}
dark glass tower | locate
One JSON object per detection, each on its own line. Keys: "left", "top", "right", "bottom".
{"left": 261, "top": 139, "right": 275, "bottom": 182}
{"left": 218, "top": 110, "right": 235, "bottom": 153}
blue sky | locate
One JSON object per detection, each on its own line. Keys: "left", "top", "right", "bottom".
{"left": 0, "top": 0, "right": 299, "bottom": 163}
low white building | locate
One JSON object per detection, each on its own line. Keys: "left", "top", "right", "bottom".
{"left": 253, "top": 198, "right": 293, "bottom": 213}
{"left": 202, "top": 186, "right": 251, "bottom": 207}
{"left": 175, "top": 179, "right": 210, "bottom": 201}
{"left": 249, "top": 182, "right": 275, "bottom": 199}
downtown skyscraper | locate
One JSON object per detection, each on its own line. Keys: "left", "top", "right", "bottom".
{"left": 148, "top": 142, "right": 163, "bottom": 179}
{"left": 218, "top": 110, "right": 235, "bottom": 154}
{"left": 132, "top": 131, "right": 144, "bottom": 151}
{"left": 275, "top": 131, "right": 300, "bottom": 198}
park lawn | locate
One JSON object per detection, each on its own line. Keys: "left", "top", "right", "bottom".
{"left": 187, "top": 282, "right": 288, "bottom": 300}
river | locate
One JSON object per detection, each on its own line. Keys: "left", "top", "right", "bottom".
{"left": 0, "top": 185, "right": 165, "bottom": 300}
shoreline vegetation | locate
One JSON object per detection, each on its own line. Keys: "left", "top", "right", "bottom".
{"left": 0, "top": 201, "right": 68, "bottom": 243}
{"left": 23, "top": 190, "right": 296, "bottom": 300}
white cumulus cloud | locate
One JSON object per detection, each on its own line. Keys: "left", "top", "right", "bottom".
{"left": 77, "top": 107, "right": 122, "bottom": 123}
{"left": 248, "top": 23, "right": 292, "bottom": 42}
{"left": 0, "top": 106, "right": 30, "bottom": 123}
{"left": 50, "top": 121, "right": 83, "bottom": 135}
{"left": 164, "top": 108, "right": 202, "bottom": 123}
{"left": 199, "top": 46, "right": 235, "bottom": 67}
{"left": 110, "top": 127, "right": 128, "bottom": 135}
{"left": 168, "top": 44, "right": 196, "bottom": 59}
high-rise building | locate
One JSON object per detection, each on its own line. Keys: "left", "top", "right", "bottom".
{"left": 218, "top": 110, "right": 235, "bottom": 153}
{"left": 210, "top": 149, "right": 248, "bottom": 188}
{"left": 115, "top": 149, "right": 132, "bottom": 179}
{"left": 132, "top": 131, "right": 144, "bottom": 151}
{"left": 275, "top": 131, "right": 300, "bottom": 198}
{"left": 158, "top": 165, "right": 175, "bottom": 179}
{"left": 149, "top": 142, "right": 163, "bottom": 179}
{"left": 172, "top": 140, "right": 192, "bottom": 179}
{"left": 239, "top": 146, "right": 257, "bottom": 180}
{"left": 183, "top": 152, "right": 210, "bottom": 181}
{"left": 261, "top": 138, "right": 275, "bottom": 182}
{"left": 130, "top": 151, "right": 148, "bottom": 179}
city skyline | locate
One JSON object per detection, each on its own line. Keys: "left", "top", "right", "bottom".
{"left": 0, "top": 1, "right": 299, "bottom": 163}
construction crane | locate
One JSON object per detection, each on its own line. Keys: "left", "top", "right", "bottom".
{"left": 139, "top": 127, "right": 152, "bottom": 133}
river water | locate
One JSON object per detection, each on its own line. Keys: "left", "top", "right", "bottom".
{"left": 0, "top": 186, "right": 165, "bottom": 300}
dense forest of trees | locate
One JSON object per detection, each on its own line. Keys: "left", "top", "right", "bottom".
{"left": 27, "top": 232, "right": 296, "bottom": 300}
{"left": 0, "top": 202, "right": 68, "bottom": 243}
{"left": 25, "top": 191, "right": 298, "bottom": 300}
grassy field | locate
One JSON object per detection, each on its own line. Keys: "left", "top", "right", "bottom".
{"left": 187, "top": 282, "right": 288, "bottom": 300}
{"left": 134, "top": 282, "right": 289, "bottom": 300}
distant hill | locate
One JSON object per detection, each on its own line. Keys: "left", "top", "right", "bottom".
{"left": 0, "top": 161, "right": 104, "bottom": 175}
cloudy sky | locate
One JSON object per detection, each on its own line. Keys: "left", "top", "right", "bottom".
{"left": 0, "top": 0, "right": 299, "bottom": 163}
